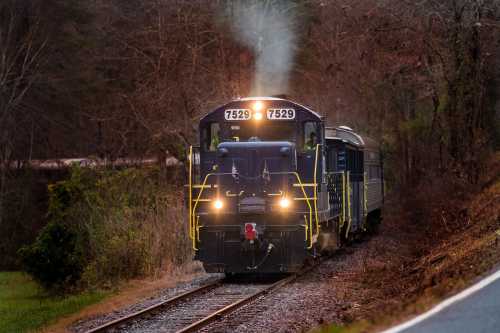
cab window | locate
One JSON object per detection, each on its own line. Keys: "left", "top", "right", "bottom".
{"left": 203, "top": 122, "right": 220, "bottom": 151}
{"left": 229, "top": 122, "right": 296, "bottom": 142}
{"left": 303, "top": 122, "right": 317, "bottom": 151}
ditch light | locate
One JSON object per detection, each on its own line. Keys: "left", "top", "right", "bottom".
{"left": 279, "top": 197, "right": 291, "bottom": 209}
{"left": 213, "top": 199, "right": 223, "bottom": 210}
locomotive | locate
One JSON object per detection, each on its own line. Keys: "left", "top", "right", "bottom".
{"left": 187, "top": 97, "right": 383, "bottom": 274}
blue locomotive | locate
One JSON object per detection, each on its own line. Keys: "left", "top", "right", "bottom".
{"left": 187, "top": 97, "right": 383, "bottom": 274}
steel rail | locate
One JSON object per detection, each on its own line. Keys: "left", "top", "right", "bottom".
{"left": 175, "top": 274, "right": 295, "bottom": 333}
{"left": 84, "top": 279, "right": 223, "bottom": 333}
{"left": 84, "top": 260, "right": 322, "bottom": 333}
{"left": 176, "top": 261, "right": 321, "bottom": 333}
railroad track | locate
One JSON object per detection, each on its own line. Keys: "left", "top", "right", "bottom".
{"left": 84, "top": 264, "right": 318, "bottom": 333}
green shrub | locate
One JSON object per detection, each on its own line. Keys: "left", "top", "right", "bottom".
{"left": 18, "top": 222, "right": 84, "bottom": 292}
{"left": 77, "top": 167, "right": 191, "bottom": 287}
{"left": 21, "top": 165, "right": 191, "bottom": 291}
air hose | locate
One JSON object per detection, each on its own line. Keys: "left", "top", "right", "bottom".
{"left": 246, "top": 243, "right": 275, "bottom": 271}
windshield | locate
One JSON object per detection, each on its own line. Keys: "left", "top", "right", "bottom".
{"left": 227, "top": 122, "right": 296, "bottom": 143}
{"left": 202, "top": 121, "right": 297, "bottom": 152}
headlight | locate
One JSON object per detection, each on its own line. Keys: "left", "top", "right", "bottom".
{"left": 279, "top": 197, "right": 291, "bottom": 209}
{"left": 253, "top": 101, "right": 263, "bottom": 112}
{"left": 253, "top": 112, "right": 263, "bottom": 121}
{"left": 213, "top": 199, "right": 223, "bottom": 210}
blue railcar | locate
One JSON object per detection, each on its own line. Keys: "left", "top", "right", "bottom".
{"left": 187, "top": 97, "right": 383, "bottom": 274}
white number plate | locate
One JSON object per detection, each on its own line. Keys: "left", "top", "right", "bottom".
{"left": 224, "top": 109, "right": 251, "bottom": 120}
{"left": 267, "top": 108, "right": 295, "bottom": 120}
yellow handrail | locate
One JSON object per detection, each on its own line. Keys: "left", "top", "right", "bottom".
{"left": 341, "top": 171, "right": 346, "bottom": 228}
{"left": 345, "top": 171, "right": 352, "bottom": 238}
{"left": 188, "top": 146, "right": 193, "bottom": 240}
{"left": 290, "top": 172, "right": 314, "bottom": 249}
{"left": 190, "top": 173, "right": 215, "bottom": 250}
{"left": 196, "top": 215, "right": 201, "bottom": 241}
{"left": 313, "top": 144, "right": 320, "bottom": 240}
{"left": 303, "top": 215, "right": 309, "bottom": 241}
{"left": 226, "top": 190, "right": 244, "bottom": 197}
{"left": 189, "top": 170, "right": 315, "bottom": 249}
{"left": 292, "top": 183, "right": 317, "bottom": 187}
{"left": 263, "top": 170, "right": 314, "bottom": 247}
{"left": 192, "top": 184, "right": 217, "bottom": 189}
{"left": 363, "top": 171, "right": 368, "bottom": 218}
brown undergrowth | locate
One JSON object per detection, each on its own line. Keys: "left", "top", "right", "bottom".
{"left": 326, "top": 153, "right": 500, "bottom": 332}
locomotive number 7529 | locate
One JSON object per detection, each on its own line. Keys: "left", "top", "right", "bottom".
{"left": 267, "top": 108, "right": 295, "bottom": 120}
{"left": 224, "top": 109, "right": 251, "bottom": 120}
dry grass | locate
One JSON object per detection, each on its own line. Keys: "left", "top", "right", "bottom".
{"left": 345, "top": 155, "right": 500, "bottom": 332}
{"left": 316, "top": 153, "right": 500, "bottom": 333}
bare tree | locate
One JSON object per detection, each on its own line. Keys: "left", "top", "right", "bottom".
{"left": 0, "top": 1, "right": 47, "bottom": 226}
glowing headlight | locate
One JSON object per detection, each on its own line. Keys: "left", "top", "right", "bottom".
{"left": 253, "top": 101, "right": 263, "bottom": 112}
{"left": 279, "top": 197, "right": 291, "bottom": 209}
{"left": 254, "top": 112, "right": 263, "bottom": 121}
{"left": 213, "top": 199, "right": 223, "bottom": 210}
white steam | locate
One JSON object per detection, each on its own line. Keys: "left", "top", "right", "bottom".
{"left": 229, "top": 0, "right": 298, "bottom": 96}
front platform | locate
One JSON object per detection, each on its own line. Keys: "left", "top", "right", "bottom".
{"left": 195, "top": 225, "right": 310, "bottom": 273}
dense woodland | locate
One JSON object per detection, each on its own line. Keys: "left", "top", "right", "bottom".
{"left": 1, "top": 0, "right": 499, "bottom": 275}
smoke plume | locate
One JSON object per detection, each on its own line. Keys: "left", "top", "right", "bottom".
{"left": 229, "top": 0, "right": 298, "bottom": 96}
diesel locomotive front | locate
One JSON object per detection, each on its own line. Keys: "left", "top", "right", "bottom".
{"left": 186, "top": 97, "right": 383, "bottom": 274}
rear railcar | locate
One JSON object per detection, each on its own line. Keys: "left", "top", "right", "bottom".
{"left": 325, "top": 126, "right": 383, "bottom": 238}
{"left": 362, "top": 137, "right": 384, "bottom": 227}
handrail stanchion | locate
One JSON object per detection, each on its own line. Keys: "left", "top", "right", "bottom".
{"left": 345, "top": 171, "right": 352, "bottom": 238}
{"left": 364, "top": 171, "right": 368, "bottom": 222}
{"left": 188, "top": 146, "right": 193, "bottom": 240}
{"left": 342, "top": 171, "right": 346, "bottom": 228}
{"left": 313, "top": 144, "right": 320, "bottom": 239}
{"left": 303, "top": 215, "right": 309, "bottom": 241}
{"left": 196, "top": 215, "right": 201, "bottom": 241}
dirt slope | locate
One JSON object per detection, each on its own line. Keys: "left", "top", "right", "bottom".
{"left": 321, "top": 153, "right": 500, "bottom": 332}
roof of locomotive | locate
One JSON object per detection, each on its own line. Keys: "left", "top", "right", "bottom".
{"left": 199, "top": 97, "right": 322, "bottom": 123}
{"left": 326, "top": 126, "right": 378, "bottom": 151}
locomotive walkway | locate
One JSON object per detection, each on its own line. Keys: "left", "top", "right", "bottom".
{"left": 382, "top": 267, "right": 500, "bottom": 333}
